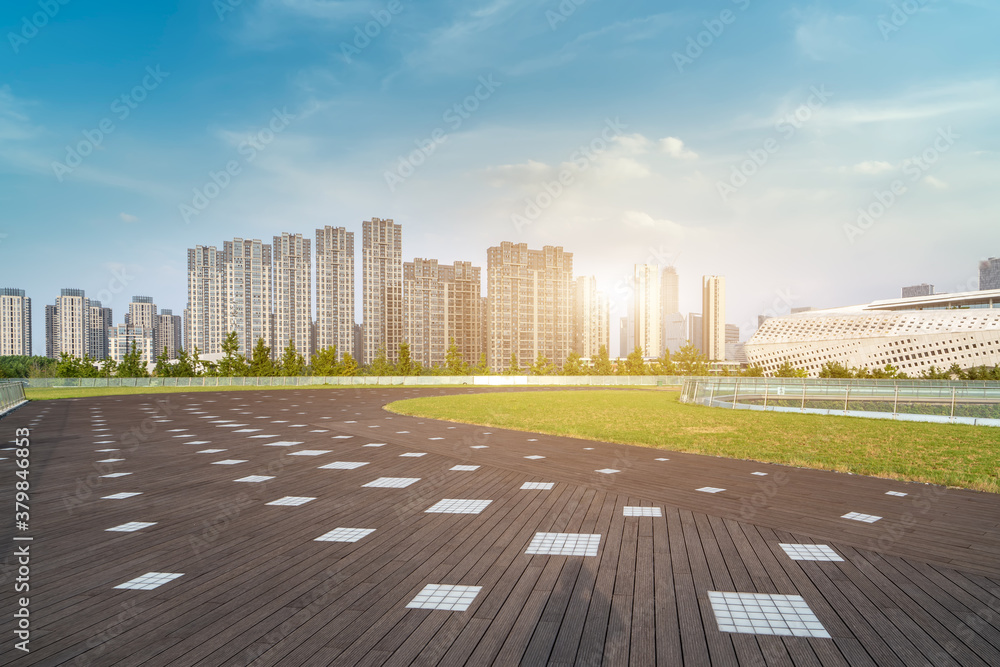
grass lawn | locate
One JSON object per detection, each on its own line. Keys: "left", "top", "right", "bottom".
{"left": 387, "top": 389, "right": 1000, "bottom": 493}
{"left": 22, "top": 383, "right": 491, "bottom": 401}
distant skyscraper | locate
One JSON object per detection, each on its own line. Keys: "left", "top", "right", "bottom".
{"left": 688, "top": 314, "right": 703, "bottom": 355}
{"left": 224, "top": 238, "right": 273, "bottom": 355}
{"left": 663, "top": 313, "right": 686, "bottom": 354}
{"left": 619, "top": 316, "right": 631, "bottom": 358}
{"left": 157, "top": 309, "right": 182, "bottom": 359}
{"left": 573, "top": 276, "right": 609, "bottom": 358}
{"left": 362, "top": 218, "right": 403, "bottom": 365}
{"left": 273, "top": 232, "right": 312, "bottom": 356}
{"left": 88, "top": 301, "right": 112, "bottom": 360}
{"left": 108, "top": 323, "right": 155, "bottom": 365}
{"left": 404, "top": 259, "right": 484, "bottom": 368}
{"left": 725, "top": 323, "right": 740, "bottom": 361}
{"left": 661, "top": 266, "right": 679, "bottom": 314}
{"left": 45, "top": 305, "right": 55, "bottom": 358}
{"left": 980, "top": 258, "right": 1000, "bottom": 290}
{"left": 702, "top": 275, "right": 726, "bottom": 360}
{"left": 902, "top": 284, "right": 934, "bottom": 298}
{"left": 353, "top": 323, "right": 363, "bottom": 362}
{"left": 186, "top": 245, "right": 225, "bottom": 355}
{"left": 49, "top": 289, "right": 90, "bottom": 359}
{"left": 0, "top": 288, "right": 31, "bottom": 356}
{"left": 315, "top": 226, "right": 355, "bottom": 360}
{"left": 127, "top": 296, "right": 156, "bottom": 330}
{"left": 632, "top": 264, "right": 661, "bottom": 357}
{"left": 660, "top": 266, "right": 684, "bottom": 353}
{"left": 487, "top": 242, "right": 574, "bottom": 372}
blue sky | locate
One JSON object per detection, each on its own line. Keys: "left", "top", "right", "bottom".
{"left": 2, "top": 0, "right": 998, "bottom": 353}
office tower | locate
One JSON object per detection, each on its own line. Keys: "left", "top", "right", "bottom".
{"left": 688, "top": 314, "right": 703, "bottom": 355}
{"left": 88, "top": 301, "right": 112, "bottom": 360}
{"left": 979, "top": 258, "right": 1000, "bottom": 290}
{"left": 619, "top": 316, "right": 630, "bottom": 358}
{"left": 660, "top": 266, "right": 685, "bottom": 353}
{"left": 661, "top": 266, "right": 679, "bottom": 314}
{"left": 49, "top": 289, "right": 90, "bottom": 359}
{"left": 573, "top": 276, "right": 609, "bottom": 358}
{"left": 45, "top": 305, "right": 55, "bottom": 358}
{"left": 186, "top": 245, "right": 225, "bottom": 355}
{"left": 362, "top": 218, "right": 402, "bottom": 365}
{"left": 315, "top": 226, "right": 355, "bottom": 360}
{"left": 663, "top": 313, "right": 686, "bottom": 354}
{"left": 633, "top": 264, "right": 662, "bottom": 357}
{"left": 0, "top": 288, "right": 31, "bottom": 356}
{"left": 404, "top": 259, "right": 484, "bottom": 369}
{"left": 702, "top": 275, "right": 726, "bottom": 361}
{"left": 273, "top": 232, "right": 312, "bottom": 356}
{"left": 224, "top": 238, "right": 273, "bottom": 355}
{"left": 486, "top": 242, "right": 573, "bottom": 372}
{"left": 157, "top": 309, "right": 182, "bottom": 359}
{"left": 725, "top": 323, "right": 740, "bottom": 362}
{"left": 902, "top": 284, "right": 934, "bottom": 299}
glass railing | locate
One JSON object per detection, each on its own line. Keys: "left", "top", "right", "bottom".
{"left": 0, "top": 380, "right": 27, "bottom": 413}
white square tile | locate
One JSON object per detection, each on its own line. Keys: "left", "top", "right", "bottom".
{"left": 596, "top": 469, "right": 620, "bottom": 474}
{"left": 400, "top": 453, "right": 426, "bottom": 457}
{"left": 779, "top": 544, "right": 844, "bottom": 562}
{"left": 396, "top": 431, "right": 410, "bottom": 434}
{"left": 708, "top": 591, "right": 831, "bottom": 638}
{"left": 173, "top": 434, "right": 197, "bottom": 439}
{"left": 655, "top": 458, "right": 669, "bottom": 461}
{"left": 263, "top": 441, "right": 304, "bottom": 447}
{"left": 103, "top": 492, "right": 142, "bottom": 499}
{"left": 470, "top": 446, "right": 488, "bottom": 449}
{"left": 520, "top": 482, "right": 554, "bottom": 490}
{"left": 266, "top": 496, "right": 316, "bottom": 506}
{"left": 751, "top": 472, "right": 768, "bottom": 476}
{"left": 363, "top": 477, "right": 420, "bottom": 488}
{"left": 425, "top": 499, "right": 492, "bottom": 514}
{"left": 885, "top": 491, "right": 908, "bottom": 497}
{"left": 114, "top": 572, "right": 184, "bottom": 590}
{"left": 624, "top": 506, "right": 662, "bottom": 517}
{"left": 842, "top": 512, "right": 881, "bottom": 523}
{"left": 249, "top": 434, "right": 280, "bottom": 439}
{"left": 197, "top": 449, "right": 227, "bottom": 454}
{"left": 289, "top": 450, "right": 331, "bottom": 456}
{"left": 101, "top": 473, "right": 132, "bottom": 478}
{"left": 107, "top": 521, "right": 156, "bottom": 532}
{"left": 524, "top": 455, "right": 545, "bottom": 460}
{"left": 234, "top": 475, "right": 274, "bottom": 483}
{"left": 97, "top": 458, "right": 124, "bottom": 463}
{"left": 526, "top": 532, "right": 601, "bottom": 557}
{"left": 407, "top": 584, "right": 482, "bottom": 612}
{"left": 697, "top": 487, "right": 726, "bottom": 494}
{"left": 363, "top": 443, "right": 386, "bottom": 447}
{"left": 315, "top": 527, "right": 375, "bottom": 542}
{"left": 187, "top": 441, "right": 211, "bottom": 445}
{"left": 449, "top": 465, "right": 480, "bottom": 471}
{"left": 319, "top": 461, "right": 369, "bottom": 469}
{"left": 212, "top": 459, "right": 247, "bottom": 465}
{"left": 332, "top": 435, "right": 354, "bottom": 439}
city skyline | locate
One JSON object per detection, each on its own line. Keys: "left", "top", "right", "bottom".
{"left": 2, "top": 2, "right": 997, "bottom": 359}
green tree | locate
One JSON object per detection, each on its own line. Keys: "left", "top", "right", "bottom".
{"left": 529, "top": 352, "right": 556, "bottom": 376}
{"left": 444, "top": 338, "right": 468, "bottom": 375}
{"left": 217, "top": 331, "right": 249, "bottom": 377}
{"left": 592, "top": 345, "right": 614, "bottom": 375}
{"left": 561, "top": 351, "right": 585, "bottom": 375}
{"left": 740, "top": 364, "right": 765, "bottom": 377}
{"left": 56, "top": 352, "right": 99, "bottom": 378}
{"left": 674, "top": 343, "right": 709, "bottom": 376}
{"left": 339, "top": 352, "right": 360, "bottom": 376}
{"left": 471, "top": 352, "right": 491, "bottom": 375}
{"left": 248, "top": 337, "right": 276, "bottom": 377}
{"left": 818, "top": 361, "right": 853, "bottom": 378}
{"left": 504, "top": 352, "right": 520, "bottom": 375}
{"left": 369, "top": 345, "right": 393, "bottom": 376}
{"left": 311, "top": 345, "right": 341, "bottom": 377}
{"left": 651, "top": 349, "right": 676, "bottom": 375}
{"left": 395, "top": 341, "right": 416, "bottom": 376}
{"left": 774, "top": 361, "right": 807, "bottom": 378}
{"left": 279, "top": 339, "right": 306, "bottom": 376}
{"left": 623, "top": 346, "right": 649, "bottom": 375}
{"left": 117, "top": 342, "right": 149, "bottom": 378}
{"left": 173, "top": 348, "right": 199, "bottom": 377}
{"left": 99, "top": 356, "right": 118, "bottom": 378}
{"left": 153, "top": 347, "right": 174, "bottom": 377}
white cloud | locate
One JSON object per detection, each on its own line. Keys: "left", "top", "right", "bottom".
{"left": 923, "top": 175, "right": 949, "bottom": 189}
{"left": 659, "top": 136, "right": 697, "bottom": 159}
{"left": 120, "top": 212, "right": 139, "bottom": 223}
{"left": 850, "top": 160, "right": 895, "bottom": 175}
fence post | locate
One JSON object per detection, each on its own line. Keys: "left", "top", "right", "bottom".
{"left": 893, "top": 385, "right": 899, "bottom": 418}
{"left": 801, "top": 383, "right": 807, "bottom": 410}
{"left": 951, "top": 387, "right": 956, "bottom": 419}
{"left": 732, "top": 380, "right": 740, "bottom": 408}
{"left": 708, "top": 383, "right": 715, "bottom": 406}
{"left": 763, "top": 383, "right": 769, "bottom": 409}
{"left": 844, "top": 386, "right": 850, "bottom": 414}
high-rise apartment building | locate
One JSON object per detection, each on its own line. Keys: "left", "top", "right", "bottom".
{"left": 902, "top": 284, "right": 934, "bottom": 298}
{"left": 224, "top": 238, "right": 273, "bottom": 355}
{"left": 486, "top": 242, "right": 574, "bottom": 372}
{"left": 157, "top": 309, "right": 182, "bottom": 359}
{"left": 45, "top": 305, "right": 55, "bottom": 358}
{"left": 185, "top": 245, "right": 225, "bottom": 355}
{"left": 88, "top": 301, "right": 112, "bottom": 360}
{"left": 980, "top": 258, "right": 1000, "bottom": 290}
{"left": 0, "top": 288, "right": 31, "bottom": 356}
{"left": 688, "top": 314, "right": 703, "bottom": 355}
{"left": 108, "top": 324, "right": 155, "bottom": 365}
{"left": 702, "top": 275, "right": 726, "bottom": 361}
{"left": 660, "top": 266, "right": 685, "bottom": 354}
{"left": 633, "top": 264, "right": 662, "bottom": 357}
{"left": 127, "top": 296, "right": 157, "bottom": 330}
{"left": 273, "top": 233, "right": 312, "bottom": 356}
{"left": 725, "top": 323, "right": 740, "bottom": 361}
{"left": 48, "top": 289, "right": 90, "bottom": 359}
{"left": 661, "top": 266, "right": 679, "bottom": 314}
{"left": 403, "top": 259, "right": 484, "bottom": 368}
{"left": 573, "top": 276, "right": 609, "bottom": 358}
{"left": 315, "top": 226, "right": 355, "bottom": 359}
{"left": 362, "top": 218, "right": 402, "bottom": 365}
{"left": 619, "top": 316, "right": 631, "bottom": 358}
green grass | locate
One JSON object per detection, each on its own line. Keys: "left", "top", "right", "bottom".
{"left": 22, "top": 383, "right": 490, "bottom": 401}
{"left": 387, "top": 390, "right": 1000, "bottom": 494}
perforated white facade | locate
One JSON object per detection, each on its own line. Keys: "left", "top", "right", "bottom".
{"left": 745, "top": 290, "right": 1000, "bottom": 377}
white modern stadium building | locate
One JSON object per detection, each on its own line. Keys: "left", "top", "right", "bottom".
{"left": 745, "top": 289, "right": 1000, "bottom": 377}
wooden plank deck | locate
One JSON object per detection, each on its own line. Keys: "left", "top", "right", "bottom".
{"left": 1, "top": 386, "right": 999, "bottom": 665}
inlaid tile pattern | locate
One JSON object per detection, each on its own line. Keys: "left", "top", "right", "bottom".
{"left": 708, "top": 591, "right": 831, "bottom": 638}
